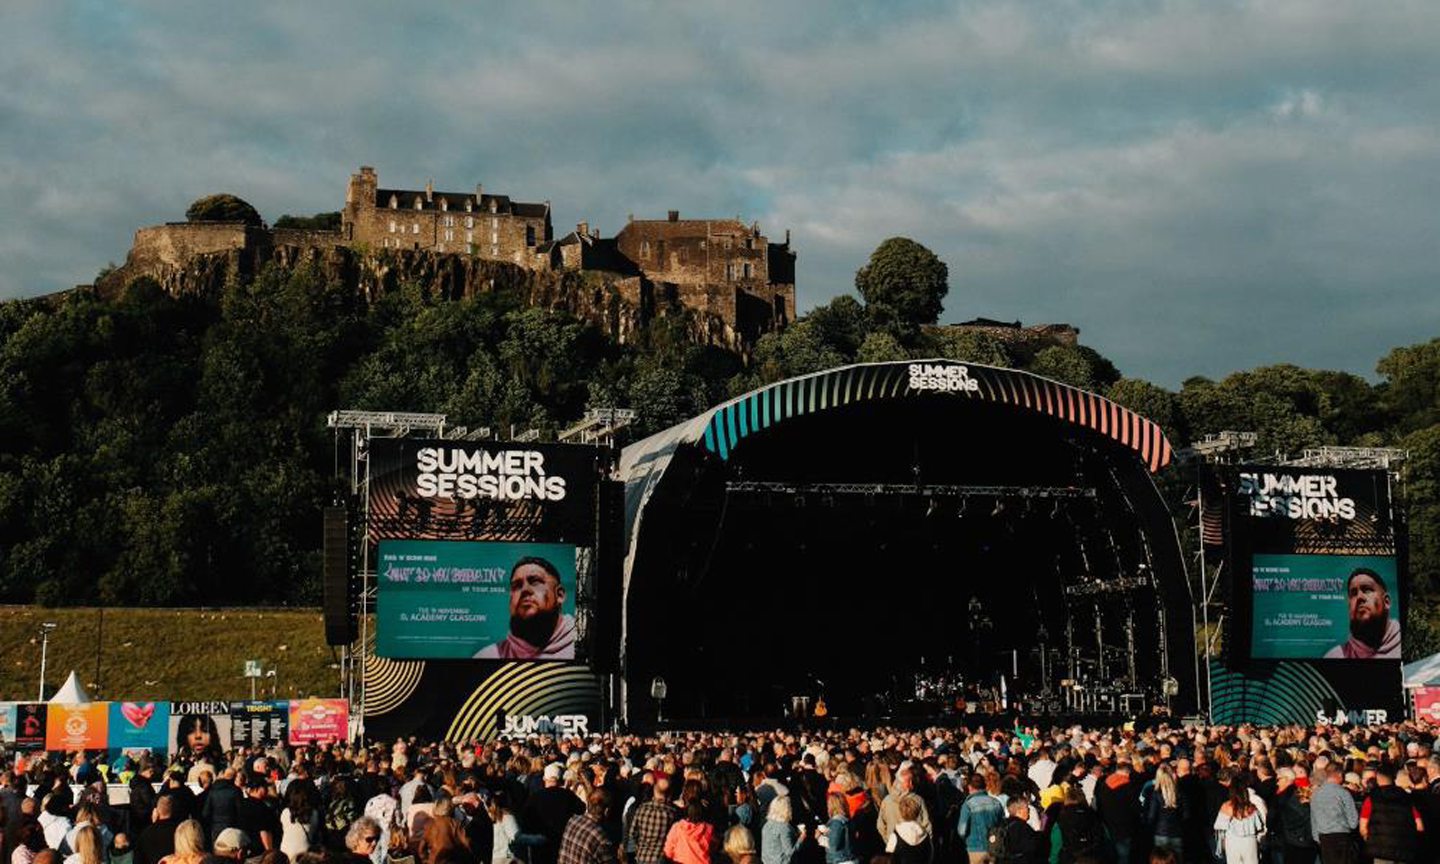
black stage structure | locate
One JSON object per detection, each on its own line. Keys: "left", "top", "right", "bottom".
{"left": 618, "top": 360, "right": 1195, "bottom": 724}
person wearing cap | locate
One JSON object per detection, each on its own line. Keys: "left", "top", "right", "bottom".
{"left": 211, "top": 828, "right": 249, "bottom": 863}
{"left": 523, "top": 764, "right": 583, "bottom": 864}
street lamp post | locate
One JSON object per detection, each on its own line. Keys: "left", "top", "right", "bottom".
{"left": 37, "top": 622, "right": 57, "bottom": 701}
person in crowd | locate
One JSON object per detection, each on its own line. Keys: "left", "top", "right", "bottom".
{"left": 1214, "top": 780, "right": 1265, "bottom": 864}
{"left": 822, "top": 793, "right": 855, "bottom": 864}
{"left": 556, "top": 791, "right": 612, "bottom": 864}
{"left": 887, "top": 796, "right": 931, "bottom": 864}
{"left": 760, "top": 797, "right": 800, "bottom": 864}
{"left": 1311, "top": 765, "right": 1359, "bottom": 864}
{"left": 280, "top": 780, "right": 323, "bottom": 859}
{"left": 990, "top": 797, "right": 1043, "bottom": 864}
{"left": 722, "top": 826, "right": 758, "bottom": 864}
{"left": 157, "top": 821, "right": 206, "bottom": 864}
{"left": 211, "top": 829, "right": 249, "bottom": 864}
{"left": 63, "top": 826, "right": 102, "bottom": 864}
{"left": 878, "top": 767, "right": 931, "bottom": 847}
{"left": 1095, "top": 761, "right": 1140, "bottom": 864}
{"left": 956, "top": 773, "right": 1004, "bottom": 864}
{"left": 1145, "top": 764, "right": 1184, "bottom": 859}
{"left": 624, "top": 775, "right": 675, "bottom": 864}
{"left": 1049, "top": 786, "right": 1104, "bottom": 864}
{"left": 1275, "top": 766, "right": 1318, "bottom": 864}
{"left": 201, "top": 770, "right": 243, "bottom": 848}
{"left": 661, "top": 800, "right": 712, "bottom": 864}
{"left": 345, "top": 818, "right": 384, "bottom": 864}
{"left": 524, "top": 765, "right": 583, "bottom": 864}
{"left": 419, "top": 818, "right": 475, "bottom": 864}
{"left": 485, "top": 792, "right": 519, "bottom": 864}
{"left": 239, "top": 774, "right": 281, "bottom": 855}
{"left": 12, "top": 821, "right": 45, "bottom": 864}
{"left": 1358, "top": 765, "right": 1423, "bottom": 863}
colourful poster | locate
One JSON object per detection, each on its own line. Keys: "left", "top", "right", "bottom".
{"left": 1415, "top": 687, "right": 1440, "bottom": 724}
{"left": 168, "top": 702, "right": 232, "bottom": 764}
{"left": 14, "top": 704, "right": 47, "bottom": 749}
{"left": 288, "top": 699, "right": 348, "bottom": 745}
{"left": 108, "top": 701, "right": 170, "bottom": 755}
{"left": 45, "top": 703, "right": 109, "bottom": 751}
{"left": 1251, "top": 554, "right": 1401, "bottom": 660}
{"left": 0, "top": 703, "right": 15, "bottom": 744}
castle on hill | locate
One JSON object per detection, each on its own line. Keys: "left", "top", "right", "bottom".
{"left": 107, "top": 166, "right": 796, "bottom": 347}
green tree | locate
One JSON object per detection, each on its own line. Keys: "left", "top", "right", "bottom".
{"left": 921, "top": 328, "right": 1013, "bottom": 367}
{"left": 856, "top": 331, "right": 908, "bottom": 363}
{"left": 854, "top": 238, "right": 948, "bottom": 342}
{"left": 186, "top": 194, "right": 263, "bottom": 225}
{"left": 1106, "top": 378, "right": 1187, "bottom": 446}
{"left": 1027, "top": 345, "right": 1121, "bottom": 391}
{"left": 1378, "top": 338, "right": 1440, "bottom": 434}
{"left": 273, "top": 212, "right": 342, "bottom": 230}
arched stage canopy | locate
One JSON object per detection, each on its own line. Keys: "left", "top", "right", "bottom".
{"left": 618, "top": 359, "right": 1193, "bottom": 721}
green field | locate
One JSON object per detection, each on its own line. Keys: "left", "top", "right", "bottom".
{"left": 0, "top": 606, "right": 342, "bottom": 702}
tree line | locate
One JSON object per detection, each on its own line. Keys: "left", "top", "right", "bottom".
{"left": 1, "top": 238, "right": 1438, "bottom": 654}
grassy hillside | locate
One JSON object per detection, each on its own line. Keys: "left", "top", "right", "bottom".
{"left": 0, "top": 606, "right": 340, "bottom": 702}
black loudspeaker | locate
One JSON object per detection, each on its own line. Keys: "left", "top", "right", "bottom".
{"left": 322, "top": 506, "right": 356, "bottom": 646}
{"left": 590, "top": 480, "right": 625, "bottom": 671}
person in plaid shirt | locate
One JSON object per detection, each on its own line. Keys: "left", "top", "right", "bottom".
{"left": 625, "top": 775, "right": 678, "bottom": 864}
{"left": 560, "top": 791, "right": 616, "bottom": 864}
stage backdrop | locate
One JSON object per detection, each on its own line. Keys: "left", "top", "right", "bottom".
{"left": 1206, "top": 464, "right": 1405, "bottom": 723}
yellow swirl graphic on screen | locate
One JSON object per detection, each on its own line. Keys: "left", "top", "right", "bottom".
{"left": 363, "top": 653, "right": 425, "bottom": 716}
{"left": 445, "top": 664, "right": 601, "bottom": 742}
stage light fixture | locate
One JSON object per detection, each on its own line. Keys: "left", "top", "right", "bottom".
{"left": 991, "top": 500, "right": 1005, "bottom": 518}
{"left": 925, "top": 498, "right": 938, "bottom": 518}
{"left": 956, "top": 499, "right": 968, "bottom": 518}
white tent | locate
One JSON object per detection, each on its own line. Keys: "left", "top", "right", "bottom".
{"left": 1403, "top": 652, "right": 1440, "bottom": 688}
{"left": 48, "top": 670, "right": 91, "bottom": 703}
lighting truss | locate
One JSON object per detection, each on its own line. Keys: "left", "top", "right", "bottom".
{"left": 725, "top": 481, "right": 1096, "bottom": 499}
{"left": 1283, "top": 446, "right": 1408, "bottom": 470}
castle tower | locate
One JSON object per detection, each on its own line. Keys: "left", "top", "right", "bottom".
{"left": 342, "top": 166, "right": 378, "bottom": 241}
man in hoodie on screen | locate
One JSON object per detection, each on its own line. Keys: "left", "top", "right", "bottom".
{"left": 1325, "top": 567, "right": 1401, "bottom": 659}
{"left": 475, "top": 556, "right": 576, "bottom": 660}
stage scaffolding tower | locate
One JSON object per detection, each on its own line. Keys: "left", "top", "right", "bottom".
{"left": 327, "top": 410, "right": 448, "bottom": 739}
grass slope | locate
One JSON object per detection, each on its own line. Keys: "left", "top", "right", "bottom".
{"left": 0, "top": 606, "right": 341, "bottom": 702}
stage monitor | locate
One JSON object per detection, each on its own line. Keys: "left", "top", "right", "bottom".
{"left": 377, "top": 539, "right": 580, "bottom": 660}
{"left": 1220, "top": 465, "right": 1403, "bottom": 663}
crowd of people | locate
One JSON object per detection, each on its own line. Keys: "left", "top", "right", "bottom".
{"left": 2, "top": 719, "right": 1439, "bottom": 864}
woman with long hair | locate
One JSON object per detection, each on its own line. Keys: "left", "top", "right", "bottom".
{"left": 822, "top": 794, "right": 855, "bottom": 864}
{"left": 1213, "top": 780, "right": 1265, "bottom": 864}
{"left": 485, "top": 791, "right": 520, "bottom": 864}
{"left": 159, "top": 821, "right": 207, "bottom": 864}
{"left": 64, "top": 826, "right": 103, "bottom": 864}
{"left": 1147, "top": 765, "right": 1185, "bottom": 857}
{"left": 280, "top": 779, "right": 323, "bottom": 858}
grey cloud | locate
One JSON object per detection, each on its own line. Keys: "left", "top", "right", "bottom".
{"left": 2, "top": 1, "right": 1438, "bottom": 386}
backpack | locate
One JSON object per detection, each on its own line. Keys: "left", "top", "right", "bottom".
{"left": 987, "top": 821, "right": 1010, "bottom": 862}
{"left": 1060, "top": 810, "right": 1102, "bottom": 856}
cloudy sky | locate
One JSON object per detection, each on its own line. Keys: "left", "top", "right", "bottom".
{"left": 3, "top": 1, "right": 1438, "bottom": 386}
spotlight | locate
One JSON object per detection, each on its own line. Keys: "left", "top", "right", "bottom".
{"left": 991, "top": 499, "right": 1005, "bottom": 518}
{"left": 956, "top": 498, "right": 968, "bottom": 518}
{"left": 925, "top": 498, "right": 938, "bottom": 518}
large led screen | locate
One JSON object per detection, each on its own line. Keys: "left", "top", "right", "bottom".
{"left": 377, "top": 540, "right": 578, "bottom": 660}
{"left": 1251, "top": 553, "right": 1401, "bottom": 660}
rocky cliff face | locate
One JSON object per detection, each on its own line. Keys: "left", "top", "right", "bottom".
{"left": 96, "top": 230, "right": 749, "bottom": 353}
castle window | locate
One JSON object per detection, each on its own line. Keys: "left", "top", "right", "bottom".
{"left": 641, "top": 241, "right": 650, "bottom": 258}
{"left": 745, "top": 238, "right": 754, "bottom": 250}
{"left": 491, "top": 244, "right": 498, "bottom": 255}
{"left": 742, "top": 262, "right": 752, "bottom": 279}
{"left": 444, "top": 229, "right": 454, "bottom": 242}
{"left": 412, "top": 223, "right": 419, "bottom": 234}
{"left": 443, "top": 216, "right": 454, "bottom": 227}
{"left": 466, "top": 216, "right": 474, "bottom": 229}
{"left": 414, "top": 196, "right": 423, "bottom": 210}
{"left": 725, "top": 262, "right": 733, "bottom": 280}
{"left": 439, "top": 198, "right": 448, "bottom": 211}
{"left": 466, "top": 231, "right": 473, "bottom": 244}
{"left": 723, "top": 237, "right": 732, "bottom": 249}
{"left": 465, "top": 199, "right": 473, "bottom": 212}
{"left": 526, "top": 225, "right": 536, "bottom": 246}
{"left": 491, "top": 217, "right": 498, "bottom": 229}
{"left": 388, "top": 195, "right": 398, "bottom": 209}
{"left": 489, "top": 200, "right": 497, "bottom": 214}
{"left": 491, "top": 230, "right": 499, "bottom": 245}
{"left": 389, "top": 221, "right": 396, "bottom": 233}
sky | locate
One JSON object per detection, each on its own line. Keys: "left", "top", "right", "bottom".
{"left": 2, "top": 0, "right": 1438, "bottom": 387}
